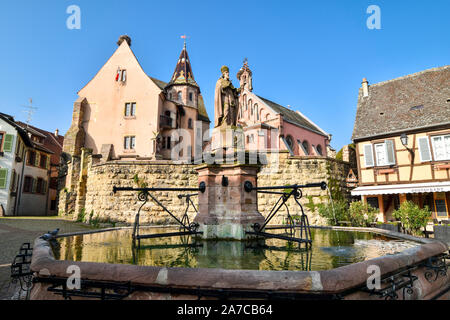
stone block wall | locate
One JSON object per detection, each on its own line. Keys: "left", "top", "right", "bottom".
{"left": 59, "top": 152, "right": 351, "bottom": 226}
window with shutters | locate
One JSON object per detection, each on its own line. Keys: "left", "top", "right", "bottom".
{"left": 0, "top": 169, "right": 7, "bottom": 189}
{"left": 373, "top": 140, "right": 396, "bottom": 166}
{"left": 27, "top": 151, "right": 36, "bottom": 166}
{"left": 431, "top": 134, "right": 450, "bottom": 161}
{"left": 23, "top": 176, "right": 33, "bottom": 193}
{"left": 3, "top": 134, "right": 14, "bottom": 152}
{"left": 40, "top": 154, "right": 48, "bottom": 169}
{"left": 36, "top": 178, "right": 43, "bottom": 194}
{"left": 10, "top": 170, "right": 16, "bottom": 191}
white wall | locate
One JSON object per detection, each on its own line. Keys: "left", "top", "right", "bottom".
{"left": 0, "top": 119, "right": 17, "bottom": 215}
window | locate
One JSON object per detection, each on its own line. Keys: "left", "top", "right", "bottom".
{"left": 169, "top": 92, "right": 173, "bottom": 100}
{"left": 0, "top": 132, "right": 4, "bottom": 151}
{"left": 124, "top": 136, "right": 136, "bottom": 150}
{"left": 302, "top": 140, "right": 310, "bottom": 155}
{"left": 27, "top": 151, "right": 36, "bottom": 166}
{"left": 124, "top": 102, "right": 136, "bottom": 117}
{"left": 36, "top": 178, "right": 44, "bottom": 194}
{"left": 40, "top": 154, "right": 48, "bottom": 169}
{"left": 285, "top": 135, "right": 294, "bottom": 150}
{"left": 2, "top": 134, "right": 13, "bottom": 152}
{"left": 255, "top": 104, "right": 259, "bottom": 121}
{"left": 167, "top": 136, "right": 171, "bottom": 149}
{"left": 23, "top": 176, "right": 33, "bottom": 193}
{"left": 189, "top": 92, "right": 193, "bottom": 101}
{"left": 316, "top": 144, "right": 323, "bottom": 156}
{"left": 374, "top": 140, "right": 395, "bottom": 166}
{"left": 177, "top": 91, "right": 182, "bottom": 101}
{"left": 367, "top": 197, "right": 379, "bottom": 210}
{"left": 0, "top": 169, "right": 7, "bottom": 189}
{"left": 188, "top": 118, "right": 193, "bottom": 129}
{"left": 431, "top": 134, "right": 450, "bottom": 161}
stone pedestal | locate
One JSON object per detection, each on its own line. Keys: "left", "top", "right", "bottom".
{"left": 211, "top": 125, "right": 244, "bottom": 153}
{"left": 194, "top": 162, "right": 265, "bottom": 240}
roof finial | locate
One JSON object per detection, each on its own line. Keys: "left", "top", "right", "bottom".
{"left": 181, "top": 35, "right": 187, "bottom": 49}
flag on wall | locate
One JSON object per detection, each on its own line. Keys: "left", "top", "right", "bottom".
{"left": 115, "top": 68, "right": 121, "bottom": 81}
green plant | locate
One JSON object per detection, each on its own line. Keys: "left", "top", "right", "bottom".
{"left": 393, "top": 201, "right": 431, "bottom": 236}
{"left": 133, "top": 174, "right": 148, "bottom": 188}
{"left": 348, "top": 201, "right": 378, "bottom": 227}
{"left": 76, "top": 208, "right": 86, "bottom": 222}
{"left": 304, "top": 195, "right": 316, "bottom": 213}
{"left": 317, "top": 199, "right": 349, "bottom": 226}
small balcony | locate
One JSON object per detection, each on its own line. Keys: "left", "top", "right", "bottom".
{"left": 160, "top": 114, "right": 173, "bottom": 129}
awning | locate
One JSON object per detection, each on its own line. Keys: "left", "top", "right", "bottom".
{"left": 351, "top": 181, "right": 450, "bottom": 196}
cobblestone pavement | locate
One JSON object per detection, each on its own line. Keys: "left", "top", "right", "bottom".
{"left": 0, "top": 217, "right": 96, "bottom": 300}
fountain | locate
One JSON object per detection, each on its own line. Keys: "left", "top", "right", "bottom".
{"left": 25, "top": 66, "right": 449, "bottom": 300}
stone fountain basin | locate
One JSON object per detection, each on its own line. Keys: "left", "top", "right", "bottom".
{"left": 29, "top": 227, "right": 449, "bottom": 300}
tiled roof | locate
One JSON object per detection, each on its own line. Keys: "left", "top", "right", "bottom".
{"left": 197, "top": 94, "right": 210, "bottom": 122}
{"left": 352, "top": 65, "right": 450, "bottom": 141}
{"left": 0, "top": 113, "right": 33, "bottom": 148}
{"left": 256, "top": 95, "right": 326, "bottom": 135}
{"left": 16, "top": 122, "right": 63, "bottom": 161}
{"left": 166, "top": 44, "right": 199, "bottom": 88}
{"left": 149, "top": 77, "right": 167, "bottom": 90}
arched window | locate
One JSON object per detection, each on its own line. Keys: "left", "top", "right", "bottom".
{"left": 244, "top": 95, "right": 248, "bottom": 110}
{"left": 177, "top": 91, "right": 182, "bottom": 101}
{"left": 248, "top": 99, "right": 252, "bottom": 114}
{"left": 255, "top": 104, "right": 259, "bottom": 121}
{"left": 265, "top": 113, "right": 269, "bottom": 121}
{"left": 285, "top": 135, "right": 294, "bottom": 150}
{"left": 302, "top": 140, "right": 310, "bottom": 155}
{"left": 316, "top": 144, "right": 323, "bottom": 156}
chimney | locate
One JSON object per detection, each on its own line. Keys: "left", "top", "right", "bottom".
{"left": 362, "top": 78, "right": 369, "bottom": 97}
{"left": 54, "top": 129, "right": 59, "bottom": 136}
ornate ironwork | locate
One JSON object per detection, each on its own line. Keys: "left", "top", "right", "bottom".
{"left": 362, "top": 267, "right": 418, "bottom": 300}
{"left": 10, "top": 243, "right": 34, "bottom": 300}
{"left": 424, "top": 253, "right": 449, "bottom": 283}
{"left": 244, "top": 181, "right": 326, "bottom": 250}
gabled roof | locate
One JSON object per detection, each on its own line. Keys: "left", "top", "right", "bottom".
{"left": 0, "top": 113, "right": 33, "bottom": 148}
{"left": 16, "top": 122, "right": 63, "bottom": 159}
{"left": 352, "top": 65, "right": 450, "bottom": 141}
{"left": 166, "top": 43, "right": 199, "bottom": 88}
{"left": 256, "top": 95, "right": 328, "bottom": 137}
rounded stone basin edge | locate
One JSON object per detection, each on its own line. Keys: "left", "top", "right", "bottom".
{"left": 30, "top": 234, "right": 449, "bottom": 295}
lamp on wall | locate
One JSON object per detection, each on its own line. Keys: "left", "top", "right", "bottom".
{"left": 400, "top": 133, "right": 408, "bottom": 147}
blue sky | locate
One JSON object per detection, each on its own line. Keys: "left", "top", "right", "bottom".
{"left": 0, "top": 0, "right": 449, "bottom": 151}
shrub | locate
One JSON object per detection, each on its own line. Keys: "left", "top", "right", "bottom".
{"left": 348, "top": 201, "right": 378, "bottom": 227}
{"left": 317, "top": 199, "right": 349, "bottom": 226}
{"left": 393, "top": 201, "right": 431, "bottom": 236}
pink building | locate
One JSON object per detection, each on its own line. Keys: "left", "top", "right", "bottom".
{"left": 236, "top": 61, "right": 332, "bottom": 156}
{"left": 64, "top": 35, "right": 210, "bottom": 162}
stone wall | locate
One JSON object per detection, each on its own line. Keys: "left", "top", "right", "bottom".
{"left": 59, "top": 151, "right": 351, "bottom": 226}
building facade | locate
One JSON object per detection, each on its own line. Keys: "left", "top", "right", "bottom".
{"left": 351, "top": 66, "right": 450, "bottom": 222}
{"left": 64, "top": 35, "right": 210, "bottom": 164}
{"left": 236, "top": 60, "right": 332, "bottom": 157}
{"left": 0, "top": 113, "right": 61, "bottom": 216}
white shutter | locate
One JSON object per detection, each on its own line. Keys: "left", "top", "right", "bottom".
{"left": 364, "top": 144, "right": 374, "bottom": 167}
{"left": 418, "top": 137, "right": 432, "bottom": 162}
{"left": 385, "top": 140, "right": 396, "bottom": 165}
